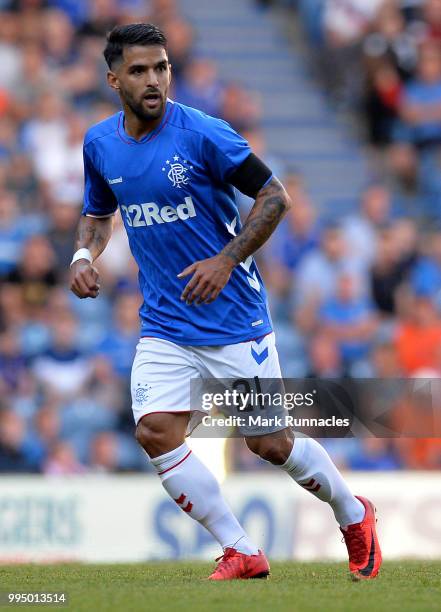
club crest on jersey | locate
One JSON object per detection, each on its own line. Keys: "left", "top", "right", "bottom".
{"left": 162, "top": 155, "right": 193, "bottom": 189}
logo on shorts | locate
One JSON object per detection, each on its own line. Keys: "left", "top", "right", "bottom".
{"left": 134, "top": 383, "right": 152, "bottom": 406}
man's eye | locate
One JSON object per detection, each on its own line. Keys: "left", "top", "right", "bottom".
{"left": 158, "top": 65, "right": 166, "bottom": 71}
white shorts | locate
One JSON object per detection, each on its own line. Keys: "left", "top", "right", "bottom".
{"left": 131, "top": 332, "right": 282, "bottom": 434}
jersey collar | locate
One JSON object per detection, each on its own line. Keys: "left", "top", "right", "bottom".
{"left": 117, "top": 99, "right": 175, "bottom": 145}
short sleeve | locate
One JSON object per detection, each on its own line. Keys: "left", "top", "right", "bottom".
{"left": 82, "top": 143, "right": 118, "bottom": 217}
{"left": 202, "top": 117, "right": 251, "bottom": 184}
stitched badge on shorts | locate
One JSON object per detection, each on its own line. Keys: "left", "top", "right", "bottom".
{"left": 134, "top": 383, "right": 152, "bottom": 406}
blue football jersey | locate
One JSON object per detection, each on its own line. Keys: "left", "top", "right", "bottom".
{"left": 82, "top": 99, "right": 273, "bottom": 345}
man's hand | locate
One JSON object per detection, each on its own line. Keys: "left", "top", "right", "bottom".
{"left": 178, "top": 254, "right": 235, "bottom": 305}
{"left": 70, "top": 260, "right": 100, "bottom": 299}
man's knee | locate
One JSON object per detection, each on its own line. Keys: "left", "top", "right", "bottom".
{"left": 135, "top": 419, "right": 166, "bottom": 456}
{"left": 135, "top": 412, "right": 189, "bottom": 458}
{"left": 245, "top": 429, "right": 293, "bottom": 465}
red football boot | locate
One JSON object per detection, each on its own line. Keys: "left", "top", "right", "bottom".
{"left": 341, "top": 495, "right": 382, "bottom": 580}
{"left": 208, "top": 548, "right": 270, "bottom": 580}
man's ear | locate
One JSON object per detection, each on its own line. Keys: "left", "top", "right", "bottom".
{"left": 107, "top": 70, "right": 120, "bottom": 91}
{"left": 168, "top": 63, "right": 172, "bottom": 86}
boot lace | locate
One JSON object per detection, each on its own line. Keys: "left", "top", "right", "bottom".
{"left": 213, "top": 547, "right": 238, "bottom": 575}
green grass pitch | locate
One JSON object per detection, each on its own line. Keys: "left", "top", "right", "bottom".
{"left": 0, "top": 562, "right": 440, "bottom": 612}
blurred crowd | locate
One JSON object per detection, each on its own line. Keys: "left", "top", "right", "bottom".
{"left": 0, "top": 0, "right": 440, "bottom": 474}
{"left": 295, "top": 0, "right": 441, "bottom": 219}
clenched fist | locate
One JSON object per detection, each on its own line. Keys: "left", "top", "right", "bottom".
{"left": 70, "top": 260, "right": 100, "bottom": 299}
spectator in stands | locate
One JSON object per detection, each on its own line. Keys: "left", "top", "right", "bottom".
{"left": 21, "top": 90, "right": 69, "bottom": 187}
{"left": 370, "top": 224, "right": 414, "bottom": 316}
{"left": 365, "top": 3, "right": 418, "bottom": 82}
{"left": 14, "top": 41, "right": 55, "bottom": 114}
{"left": 422, "top": 0, "right": 441, "bottom": 42}
{"left": 174, "top": 57, "right": 223, "bottom": 117}
{"left": 293, "top": 222, "right": 366, "bottom": 334}
{"left": 28, "top": 403, "right": 62, "bottom": 470}
{"left": 6, "top": 152, "right": 40, "bottom": 214}
{"left": 397, "top": 40, "right": 441, "bottom": 147}
{"left": 0, "top": 190, "right": 32, "bottom": 275}
{"left": 32, "top": 309, "right": 91, "bottom": 397}
{"left": 410, "top": 229, "right": 441, "bottom": 301}
{"left": 44, "top": 440, "right": 86, "bottom": 474}
{"left": 220, "top": 82, "right": 262, "bottom": 132}
{"left": 349, "top": 438, "right": 402, "bottom": 470}
{"left": 391, "top": 41, "right": 441, "bottom": 193}
{"left": 5, "top": 235, "right": 60, "bottom": 309}
{"left": 365, "top": 59, "right": 404, "bottom": 146}
{"left": 83, "top": 356, "right": 126, "bottom": 427}
{"left": 0, "top": 283, "right": 25, "bottom": 335}
{"left": 324, "top": 0, "right": 384, "bottom": 48}
{"left": 47, "top": 199, "right": 80, "bottom": 271}
{"left": 148, "top": 0, "right": 180, "bottom": 25}
{"left": 97, "top": 292, "right": 141, "bottom": 378}
{"left": 48, "top": 112, "right": 86, "bottom": 204}
{"left": 363, "top": 3, "right": 417, "bottom": 145}
{"left": 392, "top": 217, "right": 419, "bottom": 263}
{"left": 391, "top": 378, "right": 441, "bottom": 469}
{"left": 0, "top": 408, "right": 38, "bottom": 472}
{"left": 370, "top": 341, "right": 404, "bottom": 377}
{"left": 322, "top": 0, "right": 384, "bottom": 106}
{"left": 163, "top": 17, "right": 194, "bottom": 79}
{"left": 43, "top": 9, "right": 78, "bottom": 67}
{"left": 0, "top": 10, "right": 22, "bottom": 93}
{"left": 0, "top": 327, "right": 27, "bottom": 393}
{"left": 343, "top": 184, "right": 393, "bottom": 269}
{"left": 306, "top": 332, "right": 346, "bottom": 378}
{"left": 395, "top": 291, "right": 441, "bottom": 374}
{"left": 319, "top": 272, "right": 378, "bottom": 368}
{"left": 78, "top": 0, "right": 120, "bottom": 39}
{"left": 0, "top": 116, "right": 17, "bottom": 161}
{"left": 89, "top": 431, "right": 119, "bottom": 473}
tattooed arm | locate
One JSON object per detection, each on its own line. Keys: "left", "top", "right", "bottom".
{"left": 179, "top": 177, "right": 291, "bottom": 305}
{"left": 220, "top": 177, "right": 290, "bottom": 265}
{"left": 70, "top": 215, "right": 114, "bottom": 299}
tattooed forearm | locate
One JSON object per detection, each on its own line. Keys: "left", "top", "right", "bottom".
{"left": 221, "top": 176, "right": 291, "bottom": 265}
{"left": 75, "top": 215, "right": 114, "bottom": 260}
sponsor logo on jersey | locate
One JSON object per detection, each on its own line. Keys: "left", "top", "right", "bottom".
{"left": 108, "top": 176, "right": 123, "bottom": 184}
{"left": 121, "top": 197, "right": 196, "bottom": 227}
{"left": 162, "top": 155, "right": 193, "bottom": 188}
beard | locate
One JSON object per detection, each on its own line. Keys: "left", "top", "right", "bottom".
{"left": 123, "top": 89, "right": 165, "bottom": 122}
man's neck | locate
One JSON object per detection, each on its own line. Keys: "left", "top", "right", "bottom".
{"left": 123, "top": 105, "right": 166, "bottom": 141}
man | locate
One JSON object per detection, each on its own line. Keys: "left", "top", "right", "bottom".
{"left": 70, "top": 23, "right": 382, "bottom": 580}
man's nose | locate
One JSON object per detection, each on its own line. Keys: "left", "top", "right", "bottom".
{"left": 146, "top": 69, "right": 159, "bottom": 88}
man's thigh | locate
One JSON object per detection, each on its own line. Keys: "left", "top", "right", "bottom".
{"left": 131, "top": 337, "right": 199, "bottom": 425}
